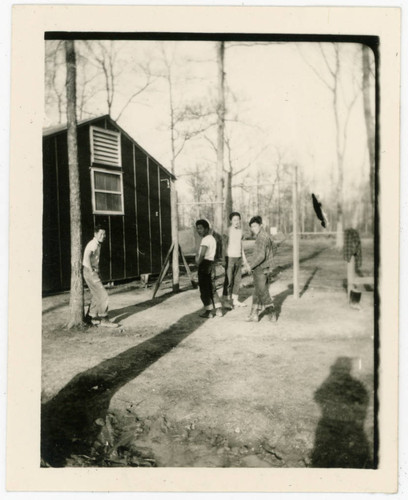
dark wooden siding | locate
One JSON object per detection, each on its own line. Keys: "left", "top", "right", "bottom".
{"left": 159, "top": 170, "right": 172, "bottom": 262}
{"left": 42, "top": 136, "right": 61, "bottom": 291}
{"left": 55, "top": 133, "right": 71, "bottom": 290}
{"left": 78, "top": 125, "right": 94, "bottom": 251}
{"left": 43, "top": 117, "right": 172, "bottom": 292}
{"left": 135, "top": 146, "right": 151, "bottom": 274}
{"left": 149, "top": 160, "right": 162, "bottom": 270}
{"left": 110, "top": 216, "right": 125, "bottom": 280}
{"left": 122, "top": 136, "right": 138, "bottom": 278}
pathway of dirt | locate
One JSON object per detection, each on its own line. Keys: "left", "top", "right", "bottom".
{"left": 41, "top": 240, "right": 375, "bottom": 468}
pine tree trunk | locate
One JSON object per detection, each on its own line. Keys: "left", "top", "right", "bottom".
{"left": 65, "top": 40, "right": 84, "bottom": 328}
{"left": 215, "top": 41, "right": 225, "bottom": 234}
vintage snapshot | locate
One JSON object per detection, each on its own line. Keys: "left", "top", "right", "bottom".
{"left": 7, "top": 5, "right": 400, "bottom": 493}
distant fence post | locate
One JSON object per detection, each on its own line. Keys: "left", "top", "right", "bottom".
{"left": 292, "top": 165, "right": 299, "bottom": 299}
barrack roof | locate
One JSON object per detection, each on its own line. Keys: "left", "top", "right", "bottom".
{"left": 43, "top": 114, "right": 175, "bottom": 180}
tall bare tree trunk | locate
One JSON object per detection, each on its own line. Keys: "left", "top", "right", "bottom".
{"left": 225, "top": 169, "right": 233, "bottom": 217}
{"left": 333, "top": 46, "right": 344, "bottom": 249}
{"left": 65, "top": 40, "right": 84, "bottom": 328}
{"left": 215, "top": 42, "right": 225, "bottom": 234}
{"left": 362, "top": 45, "right": 375, "bottom": 227}
{"left": 168, "top": 72, "right": 180, "bottom": 292}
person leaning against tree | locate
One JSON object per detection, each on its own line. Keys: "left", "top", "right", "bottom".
{"left": 246, "top": 216, "right": 276, "bottom": 322}
{"left": 195, "top": 219, "right": 223, "bottom": 319}
{"left": 83, "top": 225, "right": 118, "bottom": 328}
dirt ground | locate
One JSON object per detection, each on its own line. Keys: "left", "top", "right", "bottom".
{"left": 41, "top": 238, "right": 375, "bottom": 468}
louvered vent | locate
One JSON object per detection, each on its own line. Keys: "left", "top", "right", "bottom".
{"left": 90, "top": 126, "right": 121, "bottom": 167}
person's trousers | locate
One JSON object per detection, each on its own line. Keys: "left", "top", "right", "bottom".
{"left": 222, "top": 256, "right": 242, "bottom": 297}
{"left": 83, "top": 267, "right": 109, "bottom": 318}
{"left": 198, "top": 260, "right": 222, "bottom": 309}
{"left": 252, "top": 267, "right": 273, "bottom": 308}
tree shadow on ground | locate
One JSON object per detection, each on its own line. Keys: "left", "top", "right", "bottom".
{"left": 272, "top": 247, "right": 327, "bottom": 277}
{"left": 300, "top": 267, "right": 319, "bottom": 298}
{"left": 41, "top": 307, "right": 206, "bottom": 467}
{"left": 259, "top": 267, "right": 319, "bottom": 321}
{"left": 267, "top": 285, "right": 293, "bottom": 321}
{"left": 108, "top": 290, "right": 175, "bottom": 323}
{"left": 311, "top": 357, "right": 373, "bottom": 468}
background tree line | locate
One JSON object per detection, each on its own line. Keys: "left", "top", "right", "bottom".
{"left": 45, "top": 39, "right": 375, "bottom": 326}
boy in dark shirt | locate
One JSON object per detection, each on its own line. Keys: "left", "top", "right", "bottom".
{"left": 247, "top": 216, "right": 275, "bottom": 322}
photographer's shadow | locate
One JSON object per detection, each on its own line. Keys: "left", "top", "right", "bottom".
{"left": 311, "top": 357, "right": 373, "bottom": 468}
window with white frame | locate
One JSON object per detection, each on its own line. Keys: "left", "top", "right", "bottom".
{"left": 90, "top": 126, "right": 121, "bottom": 167}
{"left": 91, "top": 168, "right": 124, "bottom": 215}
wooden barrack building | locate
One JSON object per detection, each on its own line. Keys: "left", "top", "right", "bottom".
{"left": 43, "top": 115, "right": 174, "bottom": 293}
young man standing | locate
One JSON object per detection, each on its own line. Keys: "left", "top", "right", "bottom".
{"left": 247, "top": 216, "right": 275, "bottom": 322}
{"left": 195, "top": 219, "right": 223, "bottom": 318}
{"left": 83, "top": 225, "right": 118, "bottom": 327}
{"left": 222, "top": 212, "right": 250, "bottom": 309}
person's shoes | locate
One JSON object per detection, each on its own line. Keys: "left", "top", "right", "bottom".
{"left": 233, "top": 300, "right": 247, "bottom": 308}
{"left": 199, "top": 310, "right": 215, "bottom": 319}
{"left": 246, "top": 312, "right": 259, "bottom": 322}
{"left": 265, "top": 305, "right": 277, "bottom": 322}
{"left": 215, "top": 307, "right": 223, "bottom": 317}
{"left": 90, "top": 317, "right": 101, "bottom": 326}
{"left": 222, "top": 297, "right": 233, "bottom": 310}
{"left": 84, "top": 314, "right": 94, "bottom": 325}
{"left": 99, "top": 318, "right": 119, "bottom": 328}
{"left": 245, "top": 308, "right": 259, "bottom": 322}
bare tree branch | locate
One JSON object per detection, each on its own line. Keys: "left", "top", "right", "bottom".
{"left": 114, "top": 77, "right": 152, "bottom": 121}
{"left": 297, "top": 44, "right": 334, "bottom": 91}
{"left": 319, "top": 42, "right": 336, "bottom": 78}
{"left": 203, "top": 134, "right": 218, "bottom": 153}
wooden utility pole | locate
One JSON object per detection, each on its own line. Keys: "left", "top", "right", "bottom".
{"left": 215, "top": 41, "right": 225, "bottom": 234}
{"left": 170, "top": 178, "right": 180, "bottom": 292}
{"left": 292, "top": 165, "right": 299, "bottom": 300}
{"left": 65, "top": 40, "right": 84, "bottom": 327}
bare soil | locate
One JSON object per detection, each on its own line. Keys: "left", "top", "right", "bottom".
{"left": 41, "top": 239, "right": 375, "bottom": 468}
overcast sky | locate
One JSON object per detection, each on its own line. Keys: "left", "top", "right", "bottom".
{"left": 45, "top": 39, "right": 375, "bottom": 206}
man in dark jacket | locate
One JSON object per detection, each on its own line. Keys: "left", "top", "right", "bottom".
{"left": 246, "top": 216, "right": 275, "bottom": 322}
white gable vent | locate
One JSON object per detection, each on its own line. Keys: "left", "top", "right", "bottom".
{"left": 90, "top": 125, "right": 121, "bottom": 167}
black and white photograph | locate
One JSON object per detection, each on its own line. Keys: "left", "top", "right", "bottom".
{"left": 6, "top": 4, "right": 402, "bottom": 494}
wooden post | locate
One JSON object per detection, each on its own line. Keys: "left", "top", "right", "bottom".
{"left": 152, "top": 242, "right": 174, "bottom": 299}
{"left": 170, "top": 179, "right": 180, "bottom": 292}
{"left": 292, "top": 165, "right": 299, "bottom": 300}
{"left": 179, "top": 246, "right": 197, "bottom": 288}
{"left": 153, "top": 242, "right": 198, "bottom": 299}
